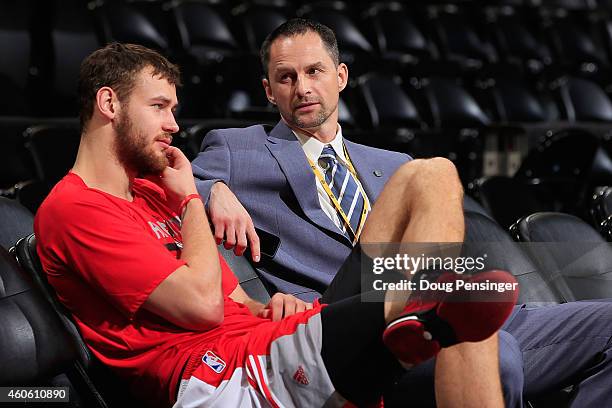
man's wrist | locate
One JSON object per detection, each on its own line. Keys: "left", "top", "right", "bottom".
{"left": 179, "top": 194, "right": 202, "bottom": 219}
{"left": 211, "top": 181, "right": 227, "bottom": 194}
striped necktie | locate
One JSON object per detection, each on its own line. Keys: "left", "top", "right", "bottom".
{"left": 319, "top": 145, "right": 367, "bottom": 241}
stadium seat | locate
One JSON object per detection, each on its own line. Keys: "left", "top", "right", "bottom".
{"left": 428, "top": 5, "right": 497, "bottom": 69}
{"left": 362, "top": 3, "right": 437, "bottom": 66}
{"left": 169, "top": 1, "right": 239, "bottom": 65}
{"left": 218, "top": 245, "right": 271, "bottom": 304}
{"left": 464, "top": 210, "right": 563, "bottom": 304}
{"left": 222, "top": 63, "right": 279, "bottom": 121}
{"left": 0, "top": 244, "right": 108, "bottom": 407}
{"left": 45, "top": 0, "right": 99, "bottom": 117}
{"left": 92, "top": 1, "right": 171, "bottom": 54}
{"left": 545, "top": 9, "right": 609, "bottom": 71}
{"left": 238, "top": 6, "right": 288, "bottom": 54}
{"left": 486, "top": 6, "right": 553, "bottom": 73}
{"left": 357, "top": 73, "right": 423, "bottom": 130}
{"left": 0, "top": 197, "right": 33, "bottom": 251}
{"left": 485, "top": 75, "right": 559, "bottom": 124}
{"left": 181, "top": 119, "right": 276, "bottom": 160}
{"left": 0, "top": 0, "right": 32, "bottom": 116}
{"left": 14, "top": 234, "right": 140, "bottom": 406}
{"left": 424, "top": 77, "right": 492, "bottom": 128}
{"left": 14, "top": 123, "right": 80, "bottom": 213}
{"left": 168, "top": 1, "right": 263, "bottom": 118}
{"left": 510, "top": 212, "right": 612, "bottom": 301}
{"left": 24, "top": 123, "right": 81, "bottom": 184}
{"left": 422, "top": 77, "right": 491, "bottom": 180}
{"left": 469, "top": 176, "right": 552, "bottom": 229}
{"left": 560, "top": 77, "right": 612, "bottom": 122}
{"left": 541, "top": 0, "right": 594, "bottom": 10}
{"left": 354, "top": 73, "right": 453, "bottom": 158}
{"left": 0, "top": 122, "right": 36, "bottom": 192}
{"left": 514, "top": 128, "right": 606, "bottom": 217}
{"left": 299, "top": 2, "right": 375, "bottom": 74}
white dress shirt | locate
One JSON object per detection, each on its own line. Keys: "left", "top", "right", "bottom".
{"left": 293, "top": 125, "right": 371, "bottom": 234}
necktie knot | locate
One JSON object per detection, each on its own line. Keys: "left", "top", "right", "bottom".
{"left": 318, "top": 145, "right": 337, "bottom": 172}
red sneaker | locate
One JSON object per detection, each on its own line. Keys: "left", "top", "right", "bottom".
{"left": 382, "top": 269, "right": 518, "bottom": 368}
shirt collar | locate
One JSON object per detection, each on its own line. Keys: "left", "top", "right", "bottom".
{"left": 292, "top": 124, "right": 346, "bottom": 164}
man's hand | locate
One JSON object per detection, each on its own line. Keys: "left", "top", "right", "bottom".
{"left": 209, "top": 182, "right": 260, "bottom": 261}
{"left": 149, "top": 146, "right": 198, "bottom": 211}
{"left": 258, "top": 293, "right": 313, "bottom": 321}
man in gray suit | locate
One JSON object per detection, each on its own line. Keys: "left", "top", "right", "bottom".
{"left": 193, "top": 18, "right": 612, "bottom": 407}
{"left": 193, "top": 18, "right": 508, "bottom": 407}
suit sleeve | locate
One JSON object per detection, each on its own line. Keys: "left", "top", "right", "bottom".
{"left": 191, "top": 129, "right": 232, "bottom": 206}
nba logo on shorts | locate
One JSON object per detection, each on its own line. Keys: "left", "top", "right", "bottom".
{"left": 202, "top": 350, "right": 226, "bottom": 374}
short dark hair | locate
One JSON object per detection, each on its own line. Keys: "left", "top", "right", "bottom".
{"left": 78, "top": 43, "right": 181, "bottom": 128}
{"left": 260, "top": 18, "right": 339, "bottom": 78}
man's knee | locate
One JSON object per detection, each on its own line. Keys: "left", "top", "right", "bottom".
{"left": 499, "top": 330, "right": 524, "bottom": 408}
{"left": 395, "top": 158, "right": 463, "bottom": 200}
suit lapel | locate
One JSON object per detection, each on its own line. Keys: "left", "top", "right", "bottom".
{"left": 344, "top": 139, "right": 387, "bottom": 203}
{"left": 265, "top": 122, "right": 350, "bottom": 243}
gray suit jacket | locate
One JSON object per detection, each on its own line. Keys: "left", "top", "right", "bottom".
{"left": 192, "top": 121, "right": 411, "bottom": 300}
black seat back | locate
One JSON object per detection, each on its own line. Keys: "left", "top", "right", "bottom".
{"left": 14, "top": 234, "right": 138, "bottom": 407}
{"left": 241, "top": 7, "right": 287, "bottom": 53}
{"left": 24, "top": 124, "right": 81, "bottom": 184}
{"left": 511, "top": 212, "right": 612, "bottom": 301}
{"left": 465, "top": 211, "right": 563, "bottom": 304}
{"left": 302, "top": 5, "right": 373, "bottom": 73}
{"left": 171, "top": 1, "right": 237, "bottom": 54}
{"left": 514, "top": 128, "right": 601, "bottom": 216}
{"left": 93, "top": 1, "right": 170, "bottom": 54}
{"left": 549, "top": 14, "right": 608, "bottom": 68}
{"left": 15, "top": 235, "right": 93, "bottom": 366}
{"left": 47, "top": 0, "right": 99, "bottom": 117}
{"left": 218, "top": 245, "right": 271, "bottom": 304}
{"left": 0, "top": 246, "right": 78, "bottom": 384}
{"left": 0, "top": 197, "right": 33, "bottom": 251}
{"left": 0, "top": 0, "right": 31, "bottom": 115}
{"left": 367, "top": 6, "right": 434, "bottom": 61}
{"left": 359, "top": 73, "right": 422, "bottom": 129}
{"left": 19, "top": 123, "right": 81, "bottom": 213}
{"left": 425, "top": 77, "right": 491, "bottom": 128}
{"left": 0, "top": 122, "right": 36, "bottom": 190}
{"left": 491, "top": 76, "right": 556, "bottom": 123}
{"left": 565, "top": 77, "right": 612, "bottom": 122}
{"left": 337, "top": 96, "right": 356, "bottom": 129}
{"left": 470, "top": 176, "right": 552, "bottom": 229}
{"left": 490, "top": 11, "right": 552, "bottom": 67}
{"left": 430, "top": 7, "right": 497, "bottom": 67}
{"left": 2, "top": 243, "right": 108, "bottom": 407}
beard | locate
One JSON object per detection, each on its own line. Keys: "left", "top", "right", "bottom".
{"left": 113, "top": 109, "right": 169, "bottom": 176}
{"left": 290, "top": 99, "right": 335, "bottom": 129}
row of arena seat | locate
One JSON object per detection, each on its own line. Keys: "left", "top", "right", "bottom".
{"left": 3, "top": 117, "right": 612, "bottom": 225}
{"left": 6, "top": 1, "right": 612, "bottom": 202}
{"left": 9, "top": 0, "right": 612, "bottom": 120}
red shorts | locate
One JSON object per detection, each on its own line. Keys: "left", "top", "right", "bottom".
{"left": 174, "top": 305, "right": 348, "bottom": 407}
